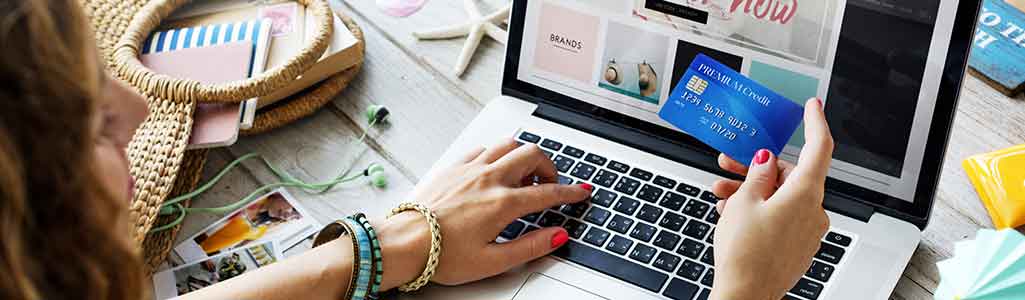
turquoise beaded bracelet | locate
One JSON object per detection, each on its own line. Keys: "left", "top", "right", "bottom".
{"left": 352, "top": 213, "right": 384, "bottom": 297}
{"left": 343, "top": 217, "right": 374, "bottom": 300}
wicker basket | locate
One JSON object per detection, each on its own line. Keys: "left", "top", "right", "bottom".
{"left": 81, "top": 0, "right": 365, "bottom": 270}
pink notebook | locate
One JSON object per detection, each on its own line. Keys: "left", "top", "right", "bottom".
{"left": 141, "top": 41, "right": 252, "bottom": 149}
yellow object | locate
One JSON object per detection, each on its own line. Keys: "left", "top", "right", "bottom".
{"left": 963, "top": 144, "right": 1025, "bottom": 229}
{"left": 200, "top": 215, "right": 268, "bottom": 254}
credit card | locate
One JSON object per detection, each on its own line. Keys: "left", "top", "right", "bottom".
{"left": 659, "top": 54, "right": 804, "bottom": 164}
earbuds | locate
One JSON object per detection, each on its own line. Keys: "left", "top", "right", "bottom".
{"left": 150, "top": 105, "right": 394, "bottom": 233}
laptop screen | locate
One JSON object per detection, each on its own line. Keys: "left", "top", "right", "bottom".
{"left": 510, "top": 0, "right": 967, "bottom": 206}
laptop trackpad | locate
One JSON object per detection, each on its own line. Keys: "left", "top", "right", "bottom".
{"left": 513, "top": 273, "right": 608, "bottom": 300}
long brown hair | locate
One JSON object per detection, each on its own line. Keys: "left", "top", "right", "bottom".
{"left": 0, "top": 0, "right": 144, "bottom": 299}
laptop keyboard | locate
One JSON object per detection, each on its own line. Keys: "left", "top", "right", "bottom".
{"left": 499, "top": 131, "right": 855, "bottom": 300}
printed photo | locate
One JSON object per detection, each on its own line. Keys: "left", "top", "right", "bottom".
{"left": 171, "top": 189, "right": 318, "bottom": 266}
{"left": 154, "top": 241, "right": 278, "bottom": 299}
{"left": 634, "top": 0, "right": 842, "bottom": 67}
{"left": 532, "top": 1, "right": 602, "bottom": 84}
{"left": 598, "top": 21, "right": 669, "bottom": 105}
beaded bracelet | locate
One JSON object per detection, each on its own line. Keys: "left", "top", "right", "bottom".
{"left": 343, "top": 217, "right": 374, "bottom": 300}
{"left": 312, "top": 221, "right": 361, "bottom": 300}
{"left": 351, "top": 213, "right": 383, "bottom": 297}
{"left": 387, "top": 202, "right": 442, "bottom": 292}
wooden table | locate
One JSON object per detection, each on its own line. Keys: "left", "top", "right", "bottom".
{"left": 176, "top": 1, "right": 1025, "bottom": 299}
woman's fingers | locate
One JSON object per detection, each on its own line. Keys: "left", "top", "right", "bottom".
{"left": 487, "top": 227, "right": 568, "bottom": 274}
{"left": 711, "top": 179, "right": 742, "bottom": 199}
{"left": 490, "top": 144, "right": 559, "bottom": 184}
{"left": 508, "top": 183, "right": 591, "bottom": 218}
{"left": 792, "top": 98, "right": 834, "bottom": 183}
{"left": 458, "top": 146, "right": 486, "bottom": 164}
{"left": 475, "top": 139, "right": 524, "bottom": 164}
{"left": 734, "top": 149, "right": 780, "bottom": 202}
{"left": 718, "top": 153, "right": 749, "bottom": 176}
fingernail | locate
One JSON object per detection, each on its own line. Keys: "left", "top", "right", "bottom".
{"left": 814, "top": 98, "right": 823, "bottom": 109}
{"left": 579, "top": 183, "right": 594, "bottom": 191}
{"left": 753, "top": 149, "right": 771, "bottom": 165}
{"left": 551, "top": 229, "right": 569, "bottom": 248}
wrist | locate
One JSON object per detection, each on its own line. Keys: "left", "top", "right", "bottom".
{"left": 374, "top": 211, "right": 431, "bottom": 291}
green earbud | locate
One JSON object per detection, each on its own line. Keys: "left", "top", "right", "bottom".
{"left": 365, "top": 163, "right": 388, "bottom": 188}
{"left": 366, "top": 105, "right": 390, "bottom": 125}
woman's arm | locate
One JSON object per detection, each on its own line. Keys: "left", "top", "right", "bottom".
{"left": 177, "top": 140, "right": 591, "bottom": 299}
{"left": 708, "top": 98, "right": 835, "bottom": 300}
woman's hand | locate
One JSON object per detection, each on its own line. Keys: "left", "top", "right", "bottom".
{"left": 375, "top": 139, "right": 591, "bottom": 289}
{"left": 709, "top": 99, "right": 834, "bottom": 300}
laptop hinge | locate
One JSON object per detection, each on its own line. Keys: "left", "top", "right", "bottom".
{"left": 823, "top": 192, "right": 874, "bottom": 223}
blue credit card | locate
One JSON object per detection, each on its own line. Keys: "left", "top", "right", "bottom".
{"left": 659, "top": 54, "right": 804, "bottom": 164}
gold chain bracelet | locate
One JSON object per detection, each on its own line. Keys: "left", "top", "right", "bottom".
{"left": 387, "top": 202, "right": 442, "bottom": 292}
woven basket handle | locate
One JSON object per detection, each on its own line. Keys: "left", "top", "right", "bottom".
{"left": 110, "top": 0, "right": 334, "bottom": 103}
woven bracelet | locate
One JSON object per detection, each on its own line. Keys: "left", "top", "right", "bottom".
{"left": 313, "top": 221, "right": 361, "bottom": 300}
{"left": 387, "top": 202, "right": 442, "bottom": 292}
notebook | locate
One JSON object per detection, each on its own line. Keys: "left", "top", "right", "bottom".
{"left": 141, "top": 42, "right": 252, "bottom": 149}
{"left": 145, "top": 19, "right": 274, "bottom": 131}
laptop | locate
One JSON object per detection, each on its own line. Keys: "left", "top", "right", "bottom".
{"left": 419, "top": 0, "right": 980, "bottom": 299}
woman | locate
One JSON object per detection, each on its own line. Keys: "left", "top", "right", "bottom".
{"left": 0, "top": 1, "right": 832, "bottom": 299}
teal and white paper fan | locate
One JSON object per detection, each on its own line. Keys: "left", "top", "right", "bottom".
{"left": 935, "top": 229, "right": 1025, "bottom": 299}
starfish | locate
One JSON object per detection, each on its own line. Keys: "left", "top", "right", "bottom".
{"left": 412, "top": 0, "right": 511, "bottom": 76}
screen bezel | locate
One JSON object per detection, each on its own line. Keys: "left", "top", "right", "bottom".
{"left": 502, "top": 0, "right": 981, "bottom": 228}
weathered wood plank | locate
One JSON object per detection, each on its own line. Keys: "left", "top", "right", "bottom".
{"left": 339, "top": 0, "right": 507, "bottom": 104}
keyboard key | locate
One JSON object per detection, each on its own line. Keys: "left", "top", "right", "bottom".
{"left": 653, "top": 175, "right": 677, "bottom": 189}
{"left": 630, "top": 168, "right": 653, "bottom": 181}
{"left": 629, "top": 244, "right": 657, "bottom": 264}
{"left": 637, "top": 204, "right": 663, "bottom": 223}
{"left": 518, "top": 131, "right": 541, "bottom": 143}
{"left": 653, "top": 231, "right": 682, "bottom": 251}
{"left": 500, "top": 221, "right": 525, "bottom": 239}
{"left": 593, "top": 169, "right": 619, "bottom": 187}
{"left": 607, "top": 215, "right": 635, "bottom": 234}
{"left": 591, "top": 189, "right": 617, "bottom": 207}
{"left": 521, "top": 212, "right": 541, "bottom": 223}
{"left": 653, "top": 252, "right": 682, "bottom": 272}
{"left": 538, "top": 211, "right": 566, "bottom": 227}
{"left": 636, "top": 184, "right": 664, "bottom": 203}
{"left": 790, "top": 278, "right": 823, "bottom": 300}
{"left": 542, "top": 150, "right": 554, "bottom": 158}
{"left": 683, "top": 220, "right": 711, "bottom": 240}
{"left": 662, "top": 278, "right": 700, "bottom": 300}
{"left": 676, "top": 183, "right": 701, "bottom": 197}
{"left": 614, "top": 177, "right": 641, "bottom": 195}
{"left": 562, "top": 146, "right": 585, "bottom": 158}
{"left": 563, "top": 219, "right": 588, "bottom": 239}
{"left": 659, "top": 192, "right": 687, "bottom": 211}
{"left": 613, "top": 197, "right": 641, "bottom": 216}
{"left": 606, "top": 235, "right": 633, "bottom": 255}
{"left": 552, "top": 241, "right": 668, "bottom": 293}
{"left": 826, "top": 232, "right": 852, "bottom": 247}
{"left": 701, "top": 247, "right": 715, "bottom": 265}
{"left": 524, "top": 225, "right": 540, "bottom": 234}
{"left": 658, "top": 212, "right": 687, "bottom": 231}
{"left": 682, "top": 199, "right": 711, "bottom": 219}
{"left": 705, "top": 209, "right": 720, "bottom": 224}
{"left": 570, "top": 162, "right": 597, "bottom": 180}
{"left": 584, "top": 153, "right": 607, "bottom": 166}
{"left": 608, "top": 161, "right": 630, "bottom": 173}
{"left": 807, "top": 260, "right": 835, "bottom": 282}
{"left": 583, "top": 207, "right": 612, "bottom": 226}
{"left": 583, "top": 228, "right": 611, "bottom": 247}
{"left": 816, "top": 242, "right": 845, "bottom": 264}
{"left": 630, "top": 223, "right": 657, "bottom": 242}
{"left": 560, "top": 202, "right": 589, "bottom": 218}
{"left": 701, "top": 268, "right": 714, "bottom": 287}
{"left": 696, "top": 288, "right": 710, "bottom": 300}
{"left": 706, "top": 228, "right": 715, "bottom": 243}
{"left": 677, "top": 259, "right": 705, "bottom": 281}
{"left": 557, "top": 175, "right": 573, "bottom": 185}
{"left": 699, "top": 191, "right": 720, "bottom": 203}
{"left": 783, "top": 294, "right": 801, "bottom": 300}
{"left": 540, "top": 139, "right": 563, "bottom": 151}
{"left": 677, "top": 238, "right": 705, "bottom": 259}
{"left": 553, "top": 155, "right": 574, "bottom": 173}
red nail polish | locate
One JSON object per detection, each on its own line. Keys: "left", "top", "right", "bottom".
{"left": 551, "top": 230, "right": 569, "bottom": 248}
{"left": 579, "top": 183, "right": 594, "bottom": 191}
{"left": 753, "top": 149, "right": 770, "bottom": 165}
